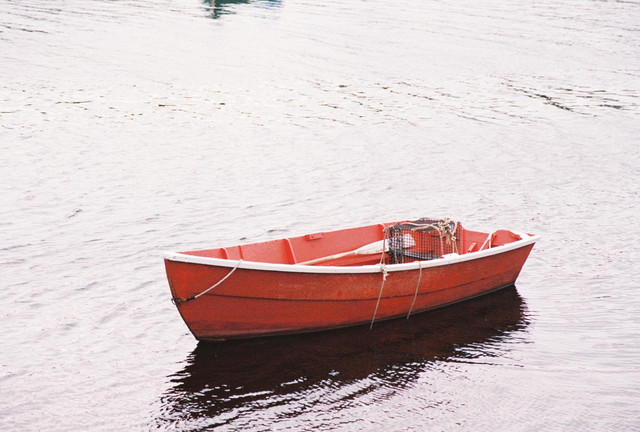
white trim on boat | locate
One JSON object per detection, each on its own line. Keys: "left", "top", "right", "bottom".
{"left": 163, "top": 233, "right": 540, "bottom": 275}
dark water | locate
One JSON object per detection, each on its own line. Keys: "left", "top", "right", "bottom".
{"left": 1, "top": 0, "right": 639, "bottom": 430}
{"left": 158, "top": 288, "right": 530, "bottom": 430}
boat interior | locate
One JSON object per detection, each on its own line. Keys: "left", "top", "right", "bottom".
{"left": 182, "top": 221, "right": 526, "bottom": 267}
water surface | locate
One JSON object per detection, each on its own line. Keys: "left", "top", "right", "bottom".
{"left": 1, "top": 0, "right": 639, "bottom": 430}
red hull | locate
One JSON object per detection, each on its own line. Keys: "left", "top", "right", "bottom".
{"left": 164, "top": 221, "right": 538, "bottom": 341}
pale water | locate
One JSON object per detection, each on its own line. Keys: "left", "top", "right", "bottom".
{"left": 1, "top": 0, "right": 639, "bottom": 430}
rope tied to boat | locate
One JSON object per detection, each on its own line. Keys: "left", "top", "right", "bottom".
{"left": 370, "top": 263, "right": 388, "bottom": 329}
{"left": 407, "top": 261, "right": 422, "bottom": 319}
{"left": 371, "top": 218, "right": 454, "bottom": 328}
{"left": 172, "top": 259, "right": 243, "bottom": 305}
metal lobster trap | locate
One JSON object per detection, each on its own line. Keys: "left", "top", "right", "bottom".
{"left": 385, "top": 218, "right": 460, "bottom": 264}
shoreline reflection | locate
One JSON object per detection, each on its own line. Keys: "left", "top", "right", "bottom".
{"left": 202, "top": 0, "right": 282, "bottom": 19}
{"left": 157, "top": 286, "right": 529, "bottom": 427}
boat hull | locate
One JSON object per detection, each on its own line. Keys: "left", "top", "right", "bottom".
{"left": 164, "top": 238, "right": 536, "bottom": 341}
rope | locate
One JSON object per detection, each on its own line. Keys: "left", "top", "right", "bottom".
{"left": 378, "top": 236, "right": 387, "bottom": 265}
{"left": 449, "top": 220, "right": 459, "bottom": 254}
{"left": 407, "top": 261, "right": 422, "bottom": 319}
{"left": 370, "top": 263, "right": 388, "bottom": 329}
{"left": 172, "top": 259, "right": 243, "bottom": 305}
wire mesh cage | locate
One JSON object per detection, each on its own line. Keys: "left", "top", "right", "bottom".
{"left": 385, "top": 218, "right": 460, "bottom": 264}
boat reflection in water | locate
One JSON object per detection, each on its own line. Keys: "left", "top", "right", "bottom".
{"left": 157, "top": 286, "right": 529, "bottom": 428}
{"left": 202, "top": 0, "right": 282, "bottom": 19}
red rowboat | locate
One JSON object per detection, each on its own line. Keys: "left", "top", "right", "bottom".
{"left": 164, "top": 218, "right": 538, "bottom": 341}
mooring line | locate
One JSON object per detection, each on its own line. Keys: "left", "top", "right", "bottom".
{"left": 370, "top": 263, "right": 388, "bottom": 329}
{"left": 173, "top": 259, "right": 243, "bottom": 305}
{"left": 407, "top": 261, "right": 422, "bottom": 319}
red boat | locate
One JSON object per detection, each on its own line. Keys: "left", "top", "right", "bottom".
{"left": 164, "top": 218, "right": 538, "bottom": 341}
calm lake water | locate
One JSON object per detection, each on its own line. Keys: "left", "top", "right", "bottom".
{"left": 1, "top": 0, "right": 639, "bottom": 430}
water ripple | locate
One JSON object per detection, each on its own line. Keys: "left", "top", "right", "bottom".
{"left": 2, "top": 0, "right": 639, "bottom": 430}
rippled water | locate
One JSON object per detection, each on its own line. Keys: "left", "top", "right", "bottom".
{"left": 1, "top": 0, "right": 639, "bottom": 430}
